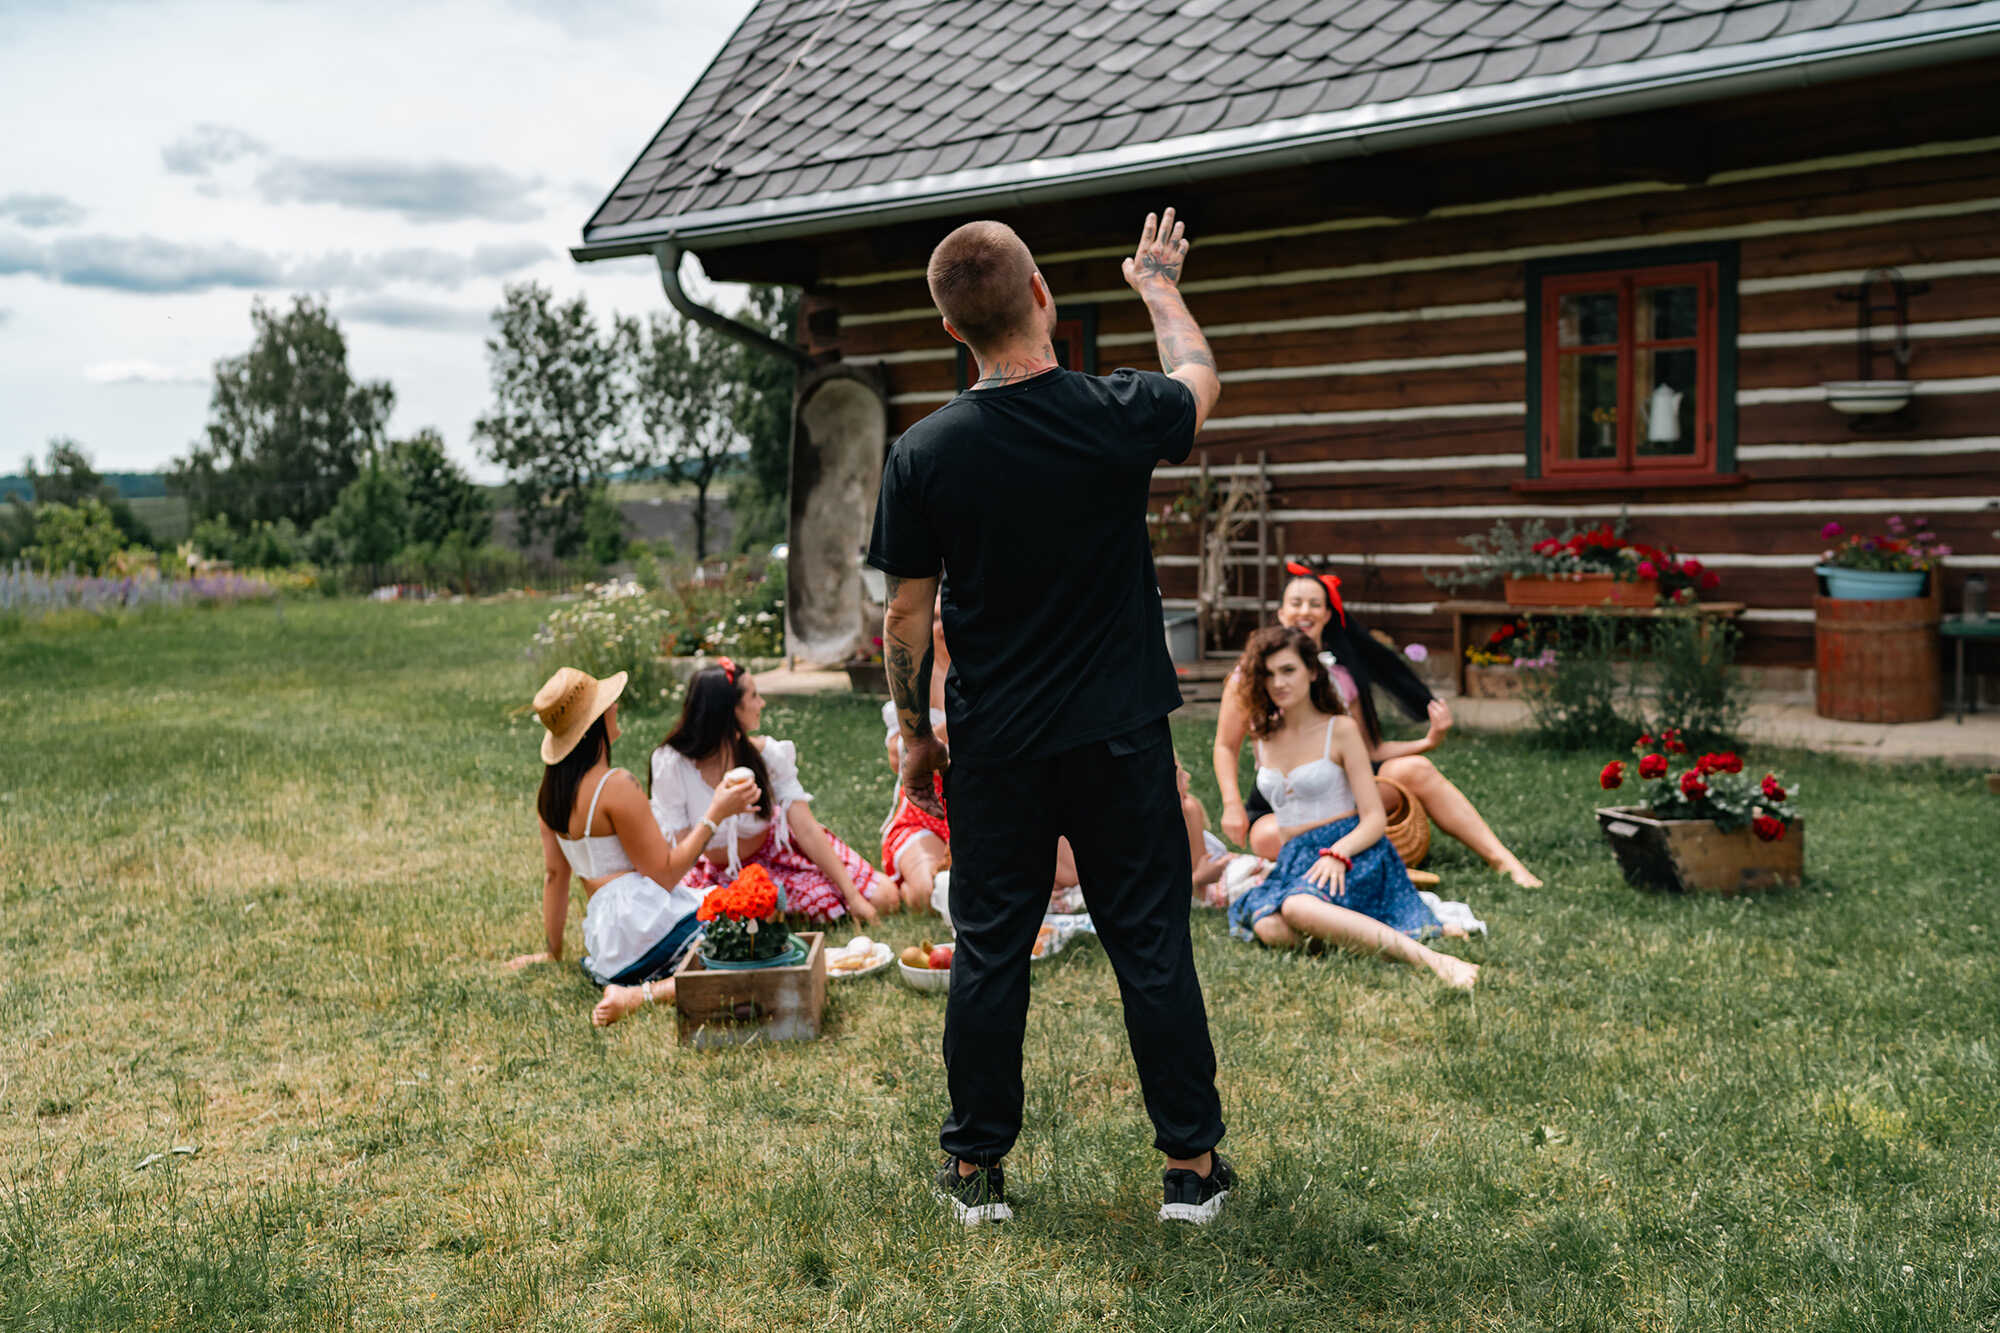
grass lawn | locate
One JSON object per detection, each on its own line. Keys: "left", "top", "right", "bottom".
{"left": 3, "top": 598, "right": 1997, "bottom": 1331}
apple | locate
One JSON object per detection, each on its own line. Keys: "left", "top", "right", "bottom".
{"left": 928, "top": 944, "right": 953, "bottom": 971}
{"left": 899, "top": 945, "right": 929, "bottom": 969}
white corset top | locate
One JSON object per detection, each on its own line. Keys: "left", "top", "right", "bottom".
{"left": 1255, "top": 719, "right": 1355, "bottom": 829}
{"left": 555, "top": 770, "right": 637, "bottom": 879}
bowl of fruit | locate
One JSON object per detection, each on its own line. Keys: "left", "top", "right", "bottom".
{"left": 898, "top": 940, "right": 954, "bottom": 993}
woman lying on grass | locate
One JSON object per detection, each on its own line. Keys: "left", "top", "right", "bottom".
{"left": 1213, "top": 565, "right": 1541, "bottom": 888}
{"left": 1226, "top": 627, "right": 1479, "bottom": 990}
{"left": 655, "top": 658, "right": 910, "bottom": 923}
{"left": 510, "top": 667, "right": 759, "bottom": 1026}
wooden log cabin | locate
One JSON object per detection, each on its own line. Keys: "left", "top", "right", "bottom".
{"left": 575, "top": 0, "right": 2000, "bottom": 690}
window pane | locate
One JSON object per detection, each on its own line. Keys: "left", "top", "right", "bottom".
{"left": 1638, "top": 284, "right": 1698, "bottom": 342}
{"left": 1555, "top": 352, "right": 1620, "bottom": 461}
{"left": 1557, "top": 292, "right": 1618, "bottom": 347}
{"left": 1635, "top": 348, "right": 1697, "bottom": 456}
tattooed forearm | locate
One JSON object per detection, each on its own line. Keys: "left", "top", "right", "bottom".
{"left": 884, "top": 622, "right": 934, "bottom": 740}
{"left": 1145, "top": 288, "right": 1216, "bottom": 374}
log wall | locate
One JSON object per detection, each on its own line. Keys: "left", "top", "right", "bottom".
{"left": 747, "top": 60, "right": 2000, "bottom": 672}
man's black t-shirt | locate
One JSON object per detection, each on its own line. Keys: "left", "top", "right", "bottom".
{"left": 867, "top": 366, "right": 1197, "bottom": 765}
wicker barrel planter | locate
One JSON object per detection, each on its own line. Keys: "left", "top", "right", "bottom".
{"left": 1595, "top": 808, "right": 1802, "bottom": 894}
{"left": 1813, "top": 596, "right": 1939, "bottom": 723}
{"left": 1505, "top": 574, "right": 1658, "bottom": 608}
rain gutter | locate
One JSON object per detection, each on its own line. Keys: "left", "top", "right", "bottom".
{"left": 653, "top": 240, "right": 813, "bottom": 371}
{"left": 571, "top": 2, "right": 2000, "bottom": 262}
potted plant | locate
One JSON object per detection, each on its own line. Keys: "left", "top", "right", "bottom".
{"left": 843, "top": 637, "right": 889, "bottom": 695}
{"left": 695, "top": 865, "right": 807, "bottom": 969}
{"left": 1815, "top": 516, "right": 1949, "bottom": 599}
{"left": 1463, "top": 617, "right": 1556, "bottom": 697}
{"left": 1433, "top": 518, "right": 1720, "bottom": 608}
{"left": 676, "top": 865, "right": 827, "bottom": 1047}
{"left": 1594, "top": 731, "right": 1802, "bottom": 894}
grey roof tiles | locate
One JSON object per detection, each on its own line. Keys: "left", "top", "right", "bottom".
{"left": 583, "top": 0, "right": 1995, "bottom": 239}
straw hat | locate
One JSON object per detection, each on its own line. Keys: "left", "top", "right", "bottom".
{"left": 533, "top": 667, "right": 627, "bottom": 763}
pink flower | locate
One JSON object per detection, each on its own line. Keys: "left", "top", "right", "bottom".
{"left": 1887, "top": 514, "right": 1905, "bottom": 532}
{"left": 1404, "top": 643, "right": 1429, "bottom": 663}
{"left": 1637, "top": 560, "right": 1658, "bottom": 579}
{"left": 1936, "top": 545, "right": 1953, "bottom": 557}
{"left": 1820, "top": 522, "right": 1843, "bottom": 540}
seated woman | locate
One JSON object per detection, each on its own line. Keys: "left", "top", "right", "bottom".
{"left": 1226, "top": 628, "right": 1479, "bottom": 989}
{"left": 655, "top": 658, "right": 907, "bottom": 923}
{"left": 1213, "top": 564, "right": 1542, "bottom": 888}
{"left": 508, "top": 666, "right": 759, "bottom": 1027}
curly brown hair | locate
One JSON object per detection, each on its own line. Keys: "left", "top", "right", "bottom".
{"left": 1234, "top": 625, "right": 1346, "bottom": 738}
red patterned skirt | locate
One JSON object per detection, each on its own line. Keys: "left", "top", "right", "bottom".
{"left": 880, "top": 777, "right": 949, "bottom": 883}
{"left": 681, "top": 831, "right": 882, "bottom": 923}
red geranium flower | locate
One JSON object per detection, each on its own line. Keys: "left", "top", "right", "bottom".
{"left": 1600, "top": 761, "right": 1626, "bottom": 790}
{"left": 1701, "top": 571, "right": 1722, "bottom": 592}
{"left": 1761, "top": 774, "right": 1786, "bottom": 802}
{"left": 1634, "top": 733, "right": 1654, "bottom": 750}
{"left": 1639, "top": 753, "right": 1668, "bottom": 779}
{"left": 1752, "top": 814, "right": 1785, "bottom": 842}
{"left": 1680, "top": 770, "right": 1708, "bottom": 797}
{"left": 1664, "top": 730, "right": 1688, "bottom": 754}
{"left": 1714, "top": 753, "right": 1743, "bottom": 774}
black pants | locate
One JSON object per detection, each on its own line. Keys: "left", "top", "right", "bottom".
{"left": 940, "top": 718, "right": 1226, "bottom": 1163}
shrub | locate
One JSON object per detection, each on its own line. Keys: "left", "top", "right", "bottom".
{"left": 22, "top": 500, "right": 126, "bottom": 575}
{"left": 1645, "top": 614, "right": 1745, "bottom": 748}
{"left": 532, "top": 578, "right": 680, "bottom": 704}
{"left": 1520, "top": 614, "right": 1642, "bottom": 749}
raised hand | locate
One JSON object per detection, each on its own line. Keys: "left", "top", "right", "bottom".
{"left": 1122, "top": 207, "right": 1190, "bottom": 292}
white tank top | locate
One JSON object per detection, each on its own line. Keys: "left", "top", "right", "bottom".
{"left": 1254, "top": 718, "right": 1356, "bottom": 829}
{"left": 554, "top": 770, "right": 637, "bottom": 879}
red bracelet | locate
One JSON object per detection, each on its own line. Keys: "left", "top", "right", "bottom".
{"left": 1317, "top": 848, "right": 1351, "bottom": 870}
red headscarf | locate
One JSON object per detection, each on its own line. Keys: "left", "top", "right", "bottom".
{"left": 1284, "top": 561, "right": 1346, "bottom": 626}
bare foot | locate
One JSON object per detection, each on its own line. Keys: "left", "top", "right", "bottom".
{"left": 1427, "top": 952, "right": 1480, "bottom": 990}
{"left": 592, "top": 981, "right": 665, "bottom": 1027}
{"left": 1442, "top": 923, "right": 1469, "bottom": 940}
{"left": 1496, "top": 859, "right": 1544, "bottom": 889}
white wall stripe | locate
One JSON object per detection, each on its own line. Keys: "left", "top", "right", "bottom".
{"left": 1739, "top": 317, "right": 2000, "bottom": 348}
{"left": 1165, "top": 597, "right": 1846, "bottom": 625}
{"left": 1738, "top": 257, "right": 2000, "bottom": 295}
{"left": 821, "top": 135, "right": 2000, "bottom": 289}
{"left": 1739, "top": 436, "right": 2000, "bottom": 461}
{"left": 1097, "top": 301, "right": 1526, "bottom": 347}
{"left": 1157, "top": 551, "right": 2000, "bottom": 571}
{"left": 842, "top": 195, "right": 2000, "bottom": 327}
{"left": 1204, "top": 403, "right": 1526, "bottom": 429}
{"left": 1270, "top": 496, "right": 2000, "bottom": 522}
{"left": 1740, "top": 375, "right": 2000, "bottom": 405}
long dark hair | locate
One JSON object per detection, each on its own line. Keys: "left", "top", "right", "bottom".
{"left": 538, "top": 715, "right": 610, "bottom": 832}
{"left": 658, "top": 667, "right": 773, "bottom": 819}
{"left": 1235, "top": 626, "right": 1346, "bottom": 739}
{"left": 1281, "top": 570, "right": 1435, "bottom": 748}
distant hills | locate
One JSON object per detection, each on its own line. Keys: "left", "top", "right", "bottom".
{"left": 0, "top": 471, "right": 171, "bottom": 502}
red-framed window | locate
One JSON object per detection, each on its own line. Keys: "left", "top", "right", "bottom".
{"left": 1538, "top": 261, "right": 1720, "bottom": 479}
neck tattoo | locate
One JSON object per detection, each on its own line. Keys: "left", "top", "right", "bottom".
{"left": 971, "top": 348, "right": 1060, "bottom": 390}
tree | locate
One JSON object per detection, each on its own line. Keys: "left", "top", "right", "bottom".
{"left": 23, "top": 500, "right": 125, "bottom": 575}
{"left": 622, "top": 309, "right": 749, "bottom": 559}
{"left": 387, "top": 428, "right": 491, "bottom": 547}
{"left": 25, "top": 437, "right": 153, "bottom": 547}
{"left": 475, "top": 284, "right": 626, "bottom": 559}
{"left": 728, "top": 286, "right": 800, "bottom": 553}
{"left": 328, "top": 465, "right": 409, "bottom": 568}
{"left": 171, "top": 295, "right": 394, "bottom": 532}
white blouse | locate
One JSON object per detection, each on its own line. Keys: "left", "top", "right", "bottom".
{"left": 650, "top": 738, "right": 813, "bottom": 874}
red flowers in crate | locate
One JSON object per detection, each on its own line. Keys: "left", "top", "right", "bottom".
{"left": 1608, "top": 734, "right": 1800, "bottom": 841}
{"left": 697, "top": 864, "right": 780, "bottom": 924}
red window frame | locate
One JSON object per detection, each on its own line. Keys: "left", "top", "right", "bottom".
{"left": 1539, "top": 262, "right": 1719, "bottom": 480}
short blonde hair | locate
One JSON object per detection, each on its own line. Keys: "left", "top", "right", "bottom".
{"left": 926, "top": 220, "right": 1037, "bottom": 351}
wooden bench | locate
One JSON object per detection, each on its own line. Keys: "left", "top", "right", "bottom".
{"left": 1439, "top": 599, "right": 1746, "bottom": 696}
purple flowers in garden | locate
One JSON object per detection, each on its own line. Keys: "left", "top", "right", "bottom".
{"left": 1, "top": 562, "right": 275, "bottom": 622}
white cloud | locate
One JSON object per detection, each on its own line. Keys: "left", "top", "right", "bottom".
{"left": 256, "top": 157, "right": 547, "bottom": 223}
{"left": 2, "top": 234, "right": 551, "bottom": 294}
{"left": 84, "top": 360, "right": 210, "bottom": 386}
{"left": 0, "top": 192, "right": 85, "bottom": 227}
{"left": 161, "top": 123, "right": 267, "bottom": 176}
{"left": 338, "top": 295, "right": 491, "bottom": 334}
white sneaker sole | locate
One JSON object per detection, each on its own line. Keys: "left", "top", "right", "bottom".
{"left": 1158, "top": 1189, "right": 1229, "bottom": 1224}
{"left": 936, "top": 1191, "right": 1013, "bottom": 1227}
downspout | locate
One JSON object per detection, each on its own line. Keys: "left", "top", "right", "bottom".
{"left": 651, "top": 240, "right": 813, "bottom": 371}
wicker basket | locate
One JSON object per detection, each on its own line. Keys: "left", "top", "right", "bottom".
{"left": 1379, "top": 775, "right": 1431, "bottom": 868}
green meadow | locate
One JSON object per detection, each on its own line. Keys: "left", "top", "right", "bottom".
{"left": 2, "top": 599, "right": 1995, "bottom": 1331}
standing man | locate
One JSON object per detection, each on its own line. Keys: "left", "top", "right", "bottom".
{"left": 868, "top": 208, "right": 1231, "bottom": 1226}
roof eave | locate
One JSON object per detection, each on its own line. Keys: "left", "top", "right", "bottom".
{"left": 572, "top": 2, "right": 2000, "bottom": 263}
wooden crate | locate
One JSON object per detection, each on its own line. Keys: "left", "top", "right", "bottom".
{"left": 673, "top": 932, "right": 826, "bottom": 1048}
{"left": 1595, "top": 807, "right": 1802, "bottom": 895}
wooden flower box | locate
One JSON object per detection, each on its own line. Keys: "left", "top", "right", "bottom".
{"left": 1595, "top": 807, "right": 1802, "bottom": 895}
{"left": 673, "top": 931, "right": 826, "bottom": 1048}
{"left": 1505, "top": 574, "right": 1658, "bottom": 608}
{"left": 1463, "top": 664, "right": 1524, "bottom": 699}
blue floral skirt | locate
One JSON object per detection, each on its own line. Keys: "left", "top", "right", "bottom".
{"left": 1228, "top": 816, "right": 1440, "bottom": 944}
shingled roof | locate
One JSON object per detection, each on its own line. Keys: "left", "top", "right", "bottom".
{"left": 576, "top": 0, "right": 2000, "bottom": 257}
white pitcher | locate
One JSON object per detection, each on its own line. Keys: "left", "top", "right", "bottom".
{"left": 1647, "top": 382, "right": 1683, "bottom": 444}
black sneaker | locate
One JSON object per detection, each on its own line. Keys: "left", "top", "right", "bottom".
{"left": 934, "top": 1156, "right": 1012, "bottom": 1226}
{"left": 1159, "top": 1152, "right": 1235, "bottom": 1224}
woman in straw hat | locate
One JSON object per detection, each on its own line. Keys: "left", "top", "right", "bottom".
{"left": 510, "top": 666, "right": 759, "bottom": 1026}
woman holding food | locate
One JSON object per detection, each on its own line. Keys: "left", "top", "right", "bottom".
{"left": 653, "top": 659, "right": 908, "bottom": 923}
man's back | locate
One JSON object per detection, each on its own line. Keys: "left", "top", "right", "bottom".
{"left": 869, "top": 366, "right": 1197, "bottom": 764}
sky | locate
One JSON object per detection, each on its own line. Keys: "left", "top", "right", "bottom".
{"left": 0, "top": 0, "right": 760, "bottom": 480}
